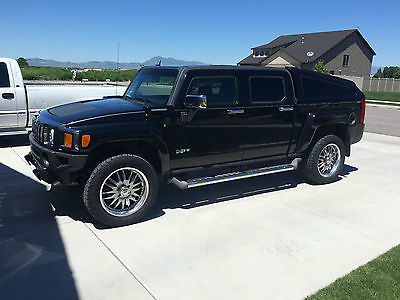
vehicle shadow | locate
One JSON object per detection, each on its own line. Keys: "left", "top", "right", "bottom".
{"left": 0, "top": 162, "right": 79, "bottom": 299}
{"left": 52, "top": 164, "right": 358, "bottom": 229}
{"left": 0, "top": 134, "right": 30, "bottom": 148}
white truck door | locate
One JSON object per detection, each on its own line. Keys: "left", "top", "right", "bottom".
{"left": 0, "top": 61, "right": 17, "bottom": 128}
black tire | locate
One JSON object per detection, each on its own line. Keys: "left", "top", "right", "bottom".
{"left": 302, "top": 135, "right": 345, "bottom": 184}
{"left": 83, "top": 154, "right": 158, "bottom": 227}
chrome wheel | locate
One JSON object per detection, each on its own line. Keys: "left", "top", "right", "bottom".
{"left": 100, "top": 167, "right": 149, "bottom": 216}
{"left": 317, "top": 143, "right": 341, "bottom": 177}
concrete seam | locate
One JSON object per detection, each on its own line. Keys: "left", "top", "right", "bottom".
{"left": 49, "top": 188, "right": 158, "bottom": 300}
{"left": 84, "top": 225, "right": 158, "bottom": 300}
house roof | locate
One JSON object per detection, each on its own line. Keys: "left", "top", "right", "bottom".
{"left": 238, "top": 29, "right": 376, "bottom": 65}
{"left": 237, "top": 54, "right": 267, "bottom": 65}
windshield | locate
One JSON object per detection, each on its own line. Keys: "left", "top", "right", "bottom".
{"left": 125, "top": 69, "right": 179, "bottom": 106}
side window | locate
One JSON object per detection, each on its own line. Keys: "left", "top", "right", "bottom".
{"left": 0, "top": 62, "right": 11, "bottom": 88}
{"left": 187, "top": 77, "right": 236, "bottom": 107}
{"left": 250, "top": 77, "right": 285, "bottom": 103}
{"left": 301, "top": 76, "right": 355, "bottom": 102}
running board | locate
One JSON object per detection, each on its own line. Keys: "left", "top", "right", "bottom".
{"left": 169, "top": 164, "right": 295, "bottom": 189}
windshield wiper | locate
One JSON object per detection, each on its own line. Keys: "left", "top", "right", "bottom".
{"left": 132, "top": 96, "right": 152, "bottom": 105}
{"left": 124, "top": 95, "right": 133, "bottom": 101}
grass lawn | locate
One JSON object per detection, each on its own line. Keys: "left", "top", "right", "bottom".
{"left": 364, "top": 91, "right": 400, "bottom": 102}
{"left": 367, "top": 102, "right": 400, "bottom": 107}
{"left": 307, "top": 245, "right": 400, "bottom": 299}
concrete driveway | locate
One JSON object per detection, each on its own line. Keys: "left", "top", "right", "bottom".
{"left": 1, "top": 132, "right": 400, "bottom": 300}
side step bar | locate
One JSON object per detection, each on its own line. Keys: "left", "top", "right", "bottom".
{"left": 169, "top": 164, "right": 295, "bottom": 189}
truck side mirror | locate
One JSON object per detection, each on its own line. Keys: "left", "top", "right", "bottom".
{"left": 184, "top": 95, "right": 207, "bottom": 109}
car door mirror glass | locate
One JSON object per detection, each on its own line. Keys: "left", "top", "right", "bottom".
{"left": 184, "top": 95, "right": 207, "bottom": 109}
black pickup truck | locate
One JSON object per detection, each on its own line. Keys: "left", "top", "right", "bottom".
{"left": 25, "top": 66, "right": 365, "bottom": 226}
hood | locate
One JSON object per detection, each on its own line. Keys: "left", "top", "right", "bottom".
{"left": 44, "top": 97, "right": 145, "bottom": 124}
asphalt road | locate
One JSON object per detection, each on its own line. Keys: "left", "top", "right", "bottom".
{"left": 1, "top": 131, "right": 400, "bottom": 299}
{"left": 365, "top": 104, "right": 400, "bottom": 137}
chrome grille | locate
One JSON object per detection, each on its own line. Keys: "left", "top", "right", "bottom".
{"left": 32, "top": 117, "right": 49, "bottom": 145}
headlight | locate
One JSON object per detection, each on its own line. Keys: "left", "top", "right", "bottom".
{"left": 43, "top": 128, "right": 49, "bottom": 145}
{"left": 49, "top": 129, "right": 55, "bottom": 146}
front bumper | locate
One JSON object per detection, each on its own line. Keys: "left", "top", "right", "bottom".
{"left": 25, "top": 133, "right": 88, "bottom": 184}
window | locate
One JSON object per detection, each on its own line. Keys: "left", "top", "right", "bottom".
{"left": 329, "top": 70, "right": 335, "bottom": 75}
{"left": 259, "top": 51, "right": 264, "bottom": 56}
{"left": 265, "top": 50, "right": 270, "bottom": 56}
{"left": 342, "top": 55, "right": 350, "bottom": 66}
{"left": 0, "top": 62, "right": 10, "bottom": 88}
{"left": 250, "top": 77, "right": 285, "bottom": 102}
{"left": 125, "top": 69, "right": 178, "bottom": 106}
{"left": 187, "top": 77, "right": 236, "bottom": 106}
{"left": 254, "top": 51, "right": 259, "bottom": 56}
{"left": 301, "top": 76, "right": 355, "bottom": 102}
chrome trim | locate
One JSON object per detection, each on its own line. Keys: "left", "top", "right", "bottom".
{"left": 66, "top": 111, "right": 144, "bottom": 125}
{"left": 184, "top": 95, "right": 207, "bottom": 109}
{"left": 227, "top": 109, "right": 244, "bottom": 114}
{"left": 279, "top": 106, "right": 294, "bottom": 112}
{"left": 151, "top": 108, "right": 168, "bottom": 112}
{"left": 170, "top": 164, "right": 295, "bottom": 189}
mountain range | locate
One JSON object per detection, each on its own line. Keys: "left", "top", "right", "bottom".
{"left": 26, "top": 56, "right": 205, "bottom": 69}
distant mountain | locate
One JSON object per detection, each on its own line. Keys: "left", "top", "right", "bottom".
{"left": 26, "top": 56, "right": 205, "bottom": 69}
{"left": 142, "top": 56, "right": 204, "bottom": 66}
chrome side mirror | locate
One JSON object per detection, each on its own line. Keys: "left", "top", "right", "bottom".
{"left": 184, "top": 95, "right": 207, "bottom": 109}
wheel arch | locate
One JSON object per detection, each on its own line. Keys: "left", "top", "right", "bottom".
{"left": 295, "top": 113, "right": 351, "bottom": 157}
{"left": 85, "top": 139, "right": 166, "bottom": 176}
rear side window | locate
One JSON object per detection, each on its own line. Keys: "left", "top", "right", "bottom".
{"left": 0, "top": 62, "right": 11, "bottom": 88}
{"left": 250, "top": 77, "right": 285, "bottom": 102}
{"left": 187, "top": 77, "right": 236, "bottom": 106}
{"left": 301, "top": 76, "right": 355, "bottom": 102}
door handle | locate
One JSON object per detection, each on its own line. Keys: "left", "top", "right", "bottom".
{"left": 2, "top": 93, "right": 14, "bottom": 100}
{"left": 227, "top": 109, "right": 245, "bottom": 115}
{"left": 279, "top": 106, "right": 293, "bottom": 112}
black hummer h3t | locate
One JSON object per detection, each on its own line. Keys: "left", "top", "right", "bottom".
{"left": 25, "top": 66, "right": 365, "bottom": 227}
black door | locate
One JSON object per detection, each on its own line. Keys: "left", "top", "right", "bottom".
{"left": 240, "top": 70, "right": 294, "bottom": 160}
{"left": 167, "top": 73, "right": 246, "bottom": 170}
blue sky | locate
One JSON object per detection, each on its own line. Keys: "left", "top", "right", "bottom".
{"left": 1, "top": 0, "right": 399, "bottom": 67}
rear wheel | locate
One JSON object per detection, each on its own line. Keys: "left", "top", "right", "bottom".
{"left": 302, "top": 135, "right": 345, "bottom": 184}
{"left": 83, "top": 154, "right": 158, "bottom": 227}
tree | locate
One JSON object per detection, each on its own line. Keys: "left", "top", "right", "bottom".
{"left": 373, "top": 68, "right": 383, "bottom": 78}
{"left": 17, "top": 57, "right": 29, "bottom": 68}
{"left": 313, "top": 60, "right": 328, "bottom": 74}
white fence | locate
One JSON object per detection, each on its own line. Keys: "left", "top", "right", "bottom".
{"left": 335, "top": 75, "right": 400, "bottom": 92}
{"left": 362, "top": 77, "right": 400, "bottom": 92}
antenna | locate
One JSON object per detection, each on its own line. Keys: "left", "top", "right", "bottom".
{"left": 116, "top": 42, "right": 120, "bottom": 95}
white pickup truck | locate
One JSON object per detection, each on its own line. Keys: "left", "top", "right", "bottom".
{"left": 0, "top": 58, "right": 126, "bottom": 135}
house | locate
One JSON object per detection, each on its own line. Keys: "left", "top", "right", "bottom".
{"left": 238, "top": 29, "right": 375, "bottom": 78}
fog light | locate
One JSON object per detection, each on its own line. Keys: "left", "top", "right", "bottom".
{"left": 64, "top": 133, "right": 72, "bottom": 148}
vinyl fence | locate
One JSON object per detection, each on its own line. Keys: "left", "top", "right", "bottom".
{"left": 362, "top": 77, "right": 400, "bottom": 92}
{"left": 335, "top": 75, "right": 400, "bottom": 92}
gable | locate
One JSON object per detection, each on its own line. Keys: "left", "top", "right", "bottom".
{"left": 262, "top": 50, "right": 301, "bottom": 67}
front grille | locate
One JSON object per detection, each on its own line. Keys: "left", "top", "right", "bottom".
{"left": 32, "top": 117, "right": 52, "bottom": 146}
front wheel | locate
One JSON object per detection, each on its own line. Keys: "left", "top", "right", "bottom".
{"left": 83, "top": 154, "right": 158, "bottom": 227}
{"left": 302, "top": 135, "right": 345, "bottom": 184}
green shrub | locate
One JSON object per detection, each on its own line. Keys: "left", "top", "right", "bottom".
{"left": 21, "top": 66, "right": 137, "bottom": 81}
